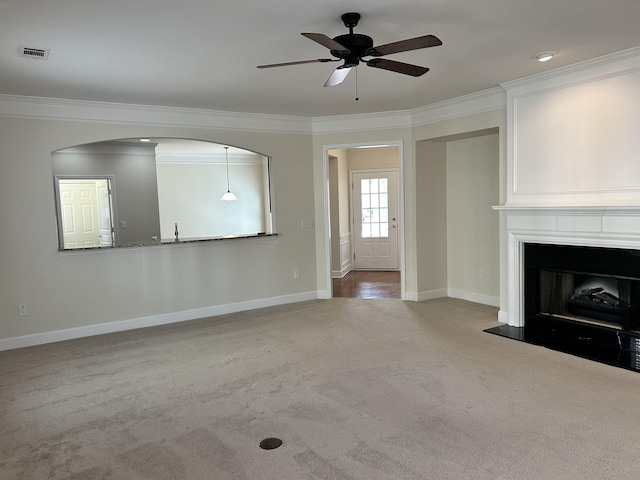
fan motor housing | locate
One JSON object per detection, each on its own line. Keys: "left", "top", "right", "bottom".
{"left": 330, "top": 33, "right": 373, "bottom": 64}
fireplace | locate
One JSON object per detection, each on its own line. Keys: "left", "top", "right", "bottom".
{"left": 487, "top": 239, "right": 640, "bottom": 372}
{"left": 524, "top": 243, "right": 640, "bottom": 332}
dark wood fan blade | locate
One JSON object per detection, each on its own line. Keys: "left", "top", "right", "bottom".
{"left": 301, "top": 33, "right": 350, "bottom": 53}
{"left": 257, "top": 58, "right": 338, "bottom": 69}
{"left": 367, "top": 35, "right": 442, "bottom": 57}
{"left": 366, "top": 58, "right": 429, "bottom": 77}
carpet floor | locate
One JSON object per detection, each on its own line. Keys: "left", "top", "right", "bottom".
{"left": 1, "top": 298, "right": 640, "bottom": 479}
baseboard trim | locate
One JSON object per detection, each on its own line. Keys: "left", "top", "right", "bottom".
{"left": 0, "top": 291, "right": 318, "bottom": 352}
{"left": 448, "top": 289, "right": 500, "bottom": 307}
{"left": 416, "top": 289, "right": 448, "bottom": 302}
{"left": 498, "top": 310, "right": 510, "bottom": 324}
{"left": 332, "top": 267, "right": 351, "bottom": 279}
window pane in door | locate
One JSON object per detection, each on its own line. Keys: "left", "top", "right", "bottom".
{"left": 360, "top": 176, "right": 390, "bottom": 239}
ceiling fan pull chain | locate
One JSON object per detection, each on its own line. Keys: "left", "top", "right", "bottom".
{"left": 355, "top": 66, "right": 359, "bottom": 101}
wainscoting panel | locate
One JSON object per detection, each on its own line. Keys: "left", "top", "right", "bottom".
{"left": 333, "top": 232, "right": 352, "bottom": 278}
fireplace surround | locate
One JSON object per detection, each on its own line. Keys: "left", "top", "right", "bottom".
{"left": 489, "top": 206, "right": 640, "bottom": 372}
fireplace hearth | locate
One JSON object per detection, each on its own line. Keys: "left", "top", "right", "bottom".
{"left": 486, "top": 243, "right": 640, "bottom": 372}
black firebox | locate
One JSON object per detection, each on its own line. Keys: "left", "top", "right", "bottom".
{"left": 485, "top": 243, "right": 640, "bottom": 373}
{"left": 524, "top": 243, "right": 640, "bottom": 332}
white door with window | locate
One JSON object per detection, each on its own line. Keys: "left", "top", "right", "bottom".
{"left": 351, "top": 170, "right": 399, "bottom": 269}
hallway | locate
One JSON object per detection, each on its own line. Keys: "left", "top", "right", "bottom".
{"left": 332, "top": 270, "right": 400, "bottom": 299}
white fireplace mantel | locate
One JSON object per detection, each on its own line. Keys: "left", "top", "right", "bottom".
{"left": 495, "top": 48, "right": 640, "bottom": 327}
{"left": 493, "top": 205, "right": 640, "bottom": 327}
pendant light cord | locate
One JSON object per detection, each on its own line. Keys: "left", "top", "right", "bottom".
{"left": 225, "top": 146, "right": 230, "bottom": 191}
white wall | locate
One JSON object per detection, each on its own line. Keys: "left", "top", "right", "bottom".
{"left": 446, "top": 134, "right": 500, "bottom": 306}
{"left": 156, "top": 162, "right": 266, "bottom": 240}
{"left": 503, "top": 48, "right": 640, "bottom": 207}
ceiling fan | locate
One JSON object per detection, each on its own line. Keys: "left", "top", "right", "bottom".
{"left": 257, "top": 12, "right": 442, "bottom": 87}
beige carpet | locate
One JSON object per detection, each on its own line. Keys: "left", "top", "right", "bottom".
{"left": 1, "top": 298, "right": 640, "bottom": 479}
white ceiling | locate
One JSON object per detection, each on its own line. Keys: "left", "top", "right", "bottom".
{"left": 2, "top": 0, "right": 640, "bottom": 118}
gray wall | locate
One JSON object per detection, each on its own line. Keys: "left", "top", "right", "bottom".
{"left": 52, "top": 142, "right": 161, "bottom": 245}
{"left": 0, "top": 114, "right": 316, "bottom": 344}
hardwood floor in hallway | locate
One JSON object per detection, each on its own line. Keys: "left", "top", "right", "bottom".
{"left": 332, "top": 270, "right": 401, "bottom": 299}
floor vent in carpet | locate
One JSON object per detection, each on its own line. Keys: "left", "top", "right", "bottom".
{"left": 259, "top": 437, "right": 283, "bottom": 450}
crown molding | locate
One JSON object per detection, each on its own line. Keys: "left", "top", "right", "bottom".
{"left": 310, "top": 87, "right": 506, "bottom": 135}
{"left": 311, "top": 109, "right": 413, "bottom": 135}
{"left": 501, "top": 45, "right": 640, "bottom": 96}
{"left": 1, "top": 91, "right": 505, "bottom": 137}
{"left": 0, "top": 94, "right": 314, "bottom": 134}
{"left": 410, "top": 87, "right": 506, "bottom": 127}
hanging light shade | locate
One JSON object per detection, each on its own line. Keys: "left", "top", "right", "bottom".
{"left": 220, "top": 146, "right": 237, "bottom": 201}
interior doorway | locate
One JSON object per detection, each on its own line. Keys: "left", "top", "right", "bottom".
{"left": 325, "top": 143, "right": 403, "bottom": 299}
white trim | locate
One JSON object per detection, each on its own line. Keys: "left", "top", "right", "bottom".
{"left": 0, "top": 87, "right": 507, "bottom": 137}
{"left": 317, "top": 289, "right": 332, "bottom": 300}
{"left": 501, "top": 45, "right": 640, "bottom": 95}
{"left": 500, "top": 206, "right": 640, "bottom": 327}
{"left": 311, "top": 88, "right": 506, "bottom": 134}
{"left": 0, "top": 94, "right": 313, "bottom": 134}
{"left": 313, "top": 110, "right": 413, "bottom": 135}
{"left": 410, "top": 87, "right": 506, "bottom": 127}
{"left": 493, "top": 205, "right": 640, "bottom": 214}
{"left": 416, "top": 288, "right": 448, "bottom": 302}
{"left": 498, "top": 310, "right": 509, "bottom": 324}
{"left": 448, "top": 288, "right": 500, "bottom": 308}
{"left": 332, "top": 232, "right": 352, "bottom": 278}
{"left": 0, "top": 291, "right": 318, "bottom": 352}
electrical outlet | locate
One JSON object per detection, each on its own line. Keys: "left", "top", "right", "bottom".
{"left": 18, "top": 304, "right": 28, "bottom": 316}
{"left": 293, "top": 269, "right": 300, "bottom": 279}
{"left": 479, "top": 268, "right": 485, "bottom": 279}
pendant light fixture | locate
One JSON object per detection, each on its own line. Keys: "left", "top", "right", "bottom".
{"left": 220, "top": 146, "right": 237, "bottom": 201}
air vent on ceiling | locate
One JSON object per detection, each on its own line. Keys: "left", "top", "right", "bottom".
{"left": 19, "top": 46, "right": 50, "bottom": 60}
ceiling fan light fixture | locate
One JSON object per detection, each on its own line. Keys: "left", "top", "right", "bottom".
{"left": 535, "top": 51, "right": 556, "bottom": 62}
{"left": 257, "top": 12, "right": 441, "bottom": 88}
{"left": 324, "top": 66, "right": 352, "bottom": 87}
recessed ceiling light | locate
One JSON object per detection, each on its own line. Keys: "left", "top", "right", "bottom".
{"left": 535, "top": 51, "right": 557, "bottom": 62}
{"left": 139, "top": 138, "right": 151, "bottom": 142}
